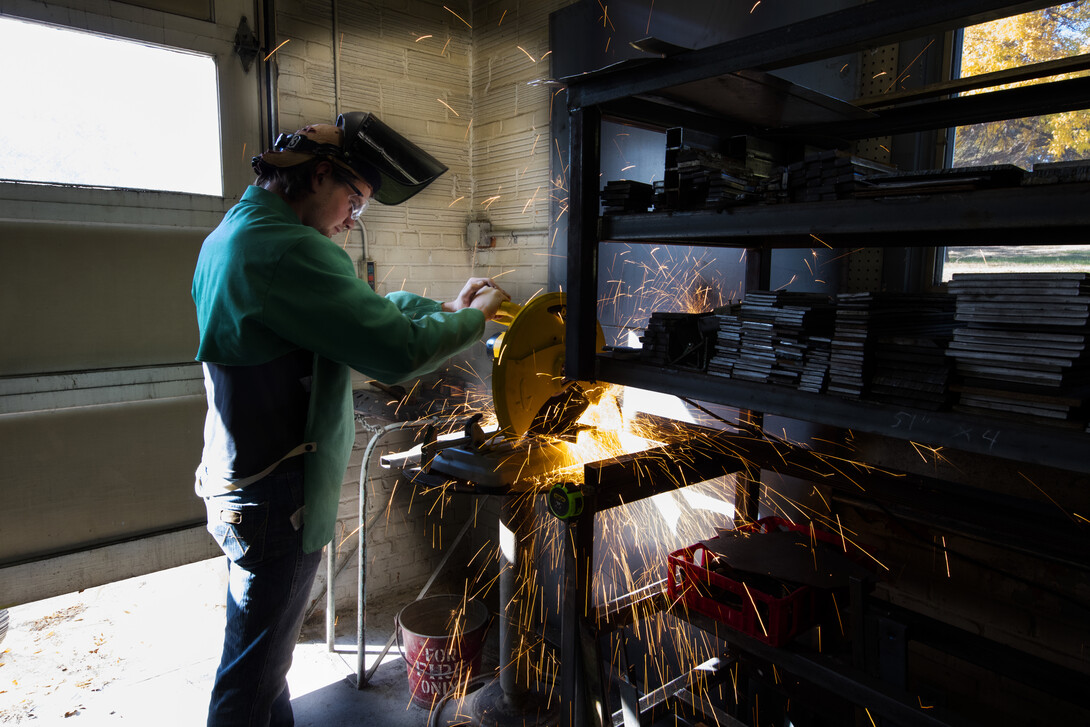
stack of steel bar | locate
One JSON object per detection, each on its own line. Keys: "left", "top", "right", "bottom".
{"left": 639, "top": 311, "right": 718, "bottom": 370}
{"left": 829, "top": 292, "right": 956, "bottom": 402}
{"left": 869, "top": 298, "right": 958, "bottom": 410}
{"left": 765, "top": 149, "right": 895, "bottom": 203}
{"left": 947, "top": 272, "right": 1090, "bottom": 424}
{"left": 708, "top": 303, "right": 743, "bottom": 378}
{"left": 1023, "top": 160, "right": 1090, "bottom": 186}
{"left": 852, "top": 164, "right": 1025, "bottom": 197}
{"left": 600, "top": 180, "right": 655, "bottom": 214}
{"left": 708, "top": 292, "right": 835, "bottom": 388}
{"left": 672, "top": 147, "right": 761, "bottom": 210}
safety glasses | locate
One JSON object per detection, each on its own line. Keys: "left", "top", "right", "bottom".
{"left": 343, "top": 179, "right": 370, "bottom": 220}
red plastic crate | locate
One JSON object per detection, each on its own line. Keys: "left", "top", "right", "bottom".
{"left": 667, "top": 517, "right": 851, "bottom": 647}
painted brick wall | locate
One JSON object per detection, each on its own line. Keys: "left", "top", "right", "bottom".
{"left": 469, "top": 0, "right": 571, "bottom": 304}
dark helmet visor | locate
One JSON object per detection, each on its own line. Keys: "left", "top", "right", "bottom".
{"left": 337, "top": 112, "right": 448, "bottom": 206}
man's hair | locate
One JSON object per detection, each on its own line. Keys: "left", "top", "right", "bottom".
{"left": 253, "top": 157, "right": 359, "bottom": 201}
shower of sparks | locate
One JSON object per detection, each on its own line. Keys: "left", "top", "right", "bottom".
{"left": 444, "top": 5, "right": 472, "bottom": 28}
{"left": 598, "top": 1, "right": 615, "bottom": 31}
{"left": 437, "top": 98, "right": 460, "bottom": 116}
{"left": 1019, "top": 472, "right": 1077, "bottom": 521}
{"left": 415, "top": 34, "right": 433, "bottom": 42}
{"left": 369, "top": 242, "right": 934, "bottom": 713}
{"left": 517, "top": 45, "right": 537, "bottom": 62}
{"left": 262, "top": 39, "right": 291, "bottom": 61}
{"left": 522, "top": 186, "right": 541, "bottom": 214}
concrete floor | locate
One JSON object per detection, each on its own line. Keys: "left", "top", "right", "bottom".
{"left": 0, "top": 558, "right": 506, "bottom": 726}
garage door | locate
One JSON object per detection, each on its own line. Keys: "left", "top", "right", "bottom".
{"left": 0, "top": 0, "right": 265, "bottom": 605}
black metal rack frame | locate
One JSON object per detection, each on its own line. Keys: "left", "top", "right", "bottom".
{"left": 558, "top": 1, "right": 1090, "bottom": 726}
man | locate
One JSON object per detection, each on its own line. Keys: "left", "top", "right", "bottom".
{"left": 192, "top": 112, "right": 508, "bottom": 726}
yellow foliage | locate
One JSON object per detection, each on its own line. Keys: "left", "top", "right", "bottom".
{"left": 955, "top": 2, "right": 1090, "bottom": 167}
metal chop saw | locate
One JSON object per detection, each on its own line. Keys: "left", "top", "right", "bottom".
{"left": 392, "top": 293, "right": 607, "bottom": 727}
{"left": 404, "top": 292, "right": 606, "bottom": 492}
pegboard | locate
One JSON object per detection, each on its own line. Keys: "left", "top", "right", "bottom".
{"left": 845, "top": 248, "right": 885, "bottom": 293}
{"left": 854, "top": 43, "right": 897, "bottom": 166}
{"left": 847, "top": 43, "right": 900, "bottom": 292}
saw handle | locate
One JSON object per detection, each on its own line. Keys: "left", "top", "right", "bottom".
{"left": 492, "top": 300, "right": 522, "bottom": 327}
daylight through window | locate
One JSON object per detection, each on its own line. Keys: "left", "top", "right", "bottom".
{"left": 943, "top": 2, "right": 1090, "bottom": 279}
{"left": 0, "top": 16, "right": 223, "bottom": 196}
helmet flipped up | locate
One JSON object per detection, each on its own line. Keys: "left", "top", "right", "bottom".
{"left": 252, "top": 112, "right": 448, "bottom": 206}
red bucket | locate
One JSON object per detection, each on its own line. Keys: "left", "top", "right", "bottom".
{"left": 397, "top": 595, "right": 490, "bottom": 708}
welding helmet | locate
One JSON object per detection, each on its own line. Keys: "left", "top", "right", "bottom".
{"left": 336, "top": 112, "right": 448, "bottom": 205}
{"left": 254, "top": 113, "right": 447, "bottom": 205}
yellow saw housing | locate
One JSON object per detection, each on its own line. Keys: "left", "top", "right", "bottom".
{"left": 490, "top": 292, "right": 606, "bottom": 439}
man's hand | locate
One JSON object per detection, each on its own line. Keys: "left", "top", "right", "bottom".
{"left": 444, "top": 277, "right": 509, "bottom": 313}
{"left": 468, "top": 286, "right": 510, "bottom": 320}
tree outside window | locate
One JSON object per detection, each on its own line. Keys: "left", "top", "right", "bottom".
{"left": 944, "top": 1, "right": 1090, "bottom": 278}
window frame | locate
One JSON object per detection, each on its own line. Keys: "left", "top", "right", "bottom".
{"left": 0, "top": 0, "right": 263, "bottom": 229}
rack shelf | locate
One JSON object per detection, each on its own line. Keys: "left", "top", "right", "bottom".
{"left": 597, "top": 355, "right": 1090, "bottom": 475}
{"left": 600, "top": 182, "right": 1090, "bottom": 248}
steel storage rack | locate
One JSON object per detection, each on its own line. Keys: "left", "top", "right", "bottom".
{"left": 554, "top": 2, "right": 1090, "bottom": 726}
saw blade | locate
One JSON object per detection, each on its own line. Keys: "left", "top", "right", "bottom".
{"left": 491, "top": 292, "right": 605, "bottom": 439}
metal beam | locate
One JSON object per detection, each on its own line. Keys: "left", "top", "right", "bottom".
{"left": 796, "top": 73, "right": 1090, "bottom": 139}
{"left": 854, "top": 51, "right": 1090, "bottom": 109}
{"left": 599, "top": 182, "right": 1090, "bottom": 248}
{"left": 566, "top": 104, "right": 602, "bottom": 383}
{"left": 596, "top": 357, "right": 1090, "bottom": 476}
{"left": 567, "top": 1, "right": 1055, "bottom": 108}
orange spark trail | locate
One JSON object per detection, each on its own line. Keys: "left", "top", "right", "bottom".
{"left": 437, "top": 98, "right": 460, "bottom": 116}
{"left": 444, "top": 5, "right": 472, "bottom": 28}
{"left": 517, "top": 45, "right": 537, "bottom": 62}
{"left": 263, "top": 39, "right": 290, "bottom": 61}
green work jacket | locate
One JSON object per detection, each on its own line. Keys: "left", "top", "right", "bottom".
{"left": 192, "top": 185, "right": 485, "bottom": 552}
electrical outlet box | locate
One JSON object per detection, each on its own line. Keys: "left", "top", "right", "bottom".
{"left": 467, "top": 221, "right": 493, "bottom": 249}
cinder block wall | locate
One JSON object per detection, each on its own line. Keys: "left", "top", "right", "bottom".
{"left": 270, "top": 0, "right": 572, "bottom": 615}
{"left": 468, "top": 0, "right": 567, "bottom": 304}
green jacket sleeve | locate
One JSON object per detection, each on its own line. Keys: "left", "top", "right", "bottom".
{"left": 262, "top": 235, "right": 485, "bottom": 385}
{"left": 386, "top": 290, "right": 447, "bottom": 319}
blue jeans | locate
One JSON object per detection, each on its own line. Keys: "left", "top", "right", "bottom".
{"left": 204, "top": 468, "right": 322, "bottom": 727}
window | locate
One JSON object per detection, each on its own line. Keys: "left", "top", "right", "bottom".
{"left": 0, "top": 15, "right": 222, "bottom": 196}
{"left": 942, "top": 2, "right": 1090, "bottom": 279}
